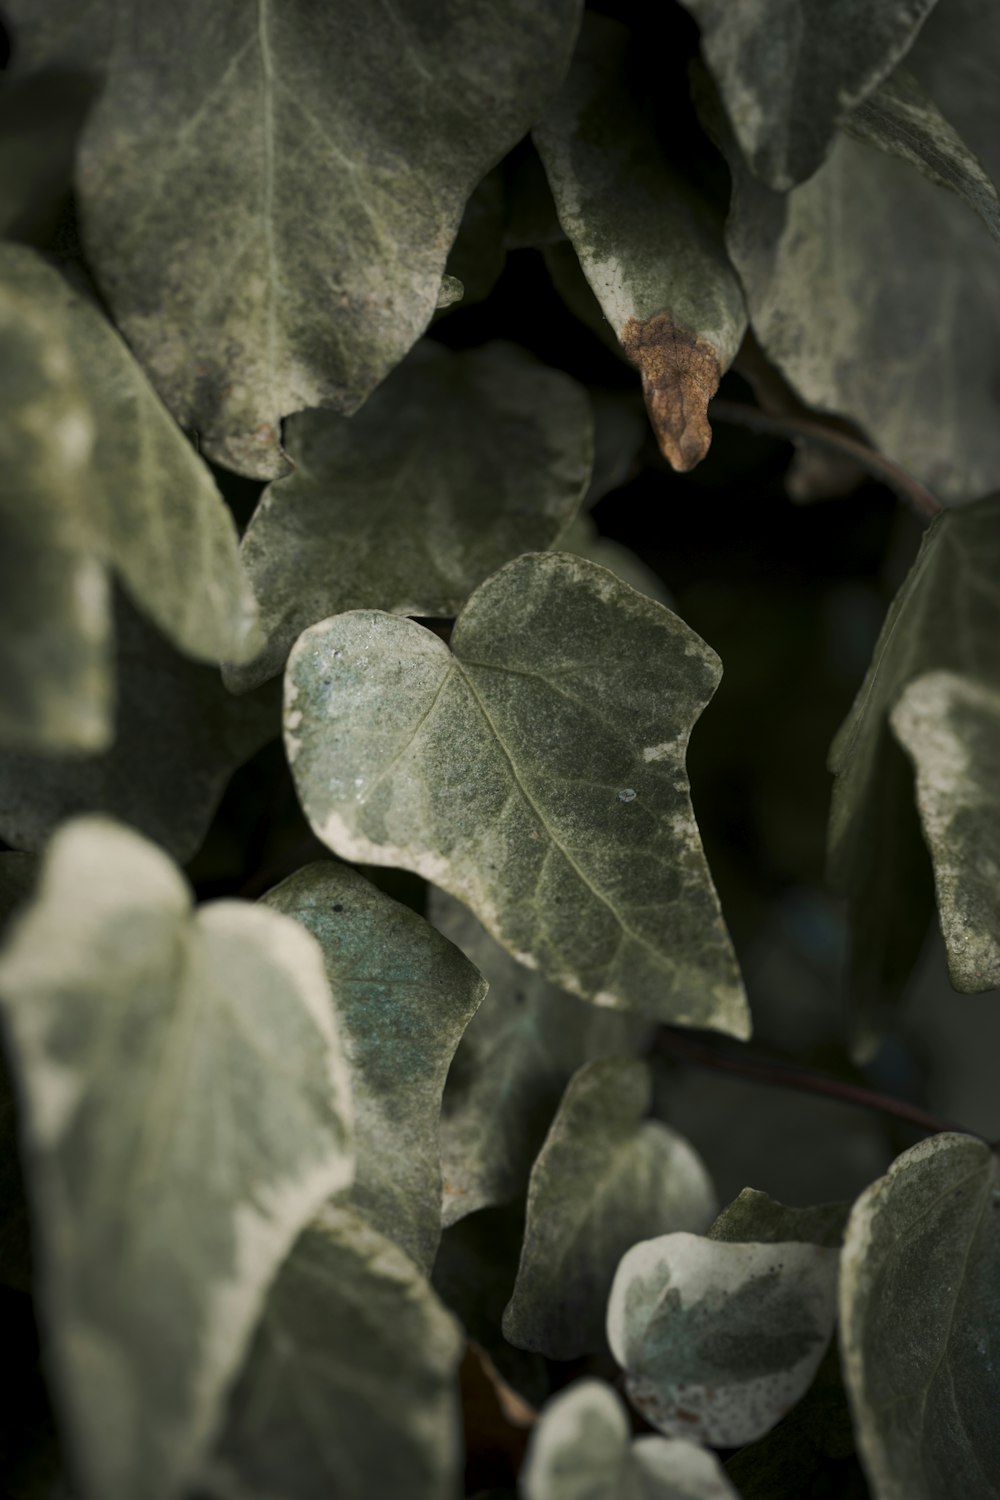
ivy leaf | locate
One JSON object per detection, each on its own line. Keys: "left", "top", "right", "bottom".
{"left": 206, "top": 1203, "right": 464, "bottom": 1500}
{"left": 709, "top": 1188, "right": 849, "bottom": 1250}
{"left": 285, "top": 552, "right": 747, "bottom": 1033}
{"left": 503, "top": 1058, "right": 716, "bottom": 1360}
{"left": 521, "top": 1379, "right": 740, "bottom": 1500}
{"left": 534, "top": 15, "right": 746, "bottom": 472}
{"left": 680, "top": 0, "right": 939, "bottom": 189}
{"left": 607, "top": 1231, "right": 840, "bottom": 1446}
{"left": 262, "top": 862, "right": 486, "bottom": 1272}
{"left": 828, "top": 496, "right": 1000, "bottom": 1024}
{"left": 847, "top": 69, "right": 1000, "bottom": 242}
{"left": 0, "top": 817, "right": 354, "bottom": 1500}
{"left": 0, "top": 597, "right": 277, "bottom": 865}
{"left": 432, "top": 890, "right": 651, "bottom": 1226}
{"left": 6, "top": 0, "right": 582, "bottom": 478}
{"left": 558, "top": 516, "right": 674, "bottom": 606}
{"left": 840, "top": 1132, "right": 1000, "bottom": 1499}
{"left": 226, "top": 343, "right": 593, "bottom": 692}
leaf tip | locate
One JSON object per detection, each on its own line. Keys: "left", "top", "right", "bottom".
{"left": 621, "top": 314, "right": 721, "bottom": 472}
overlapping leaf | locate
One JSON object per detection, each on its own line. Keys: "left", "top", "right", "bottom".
{"left": 227, "top": 342, "right": 593, "bottom": 691}
{"left": 521, "top": 1380, "right": 740, "bottom": 1500}
{"left": 840, "top": 1133, "right": 1000, "bottom": 1499}
{"left": 0, "top": 818, "right": 354, "bottom": 1500}
{"left": 5, "top": 0, "right": 582, "bottom": 476}
{"left": 534, "top": 16, "right": 746, "bottom": 472}
{"left": 206, "top": 1204, "right": 464, "bottom": 1500}
{"left": 681, "top": 0, "right": 939, "bottom": 188}
{"left": 285, "top": 551, "right": 747, "bottom": 1033}
{"left": 709, "top": 1188, "right": 848, "bottom": 1250}
{"left": 263, "top": 863, "right": 486, "bottom": 1271}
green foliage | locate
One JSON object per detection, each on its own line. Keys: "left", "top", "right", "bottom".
{"left": 2, "top": 0, "right": 1000, "bottom": 1496}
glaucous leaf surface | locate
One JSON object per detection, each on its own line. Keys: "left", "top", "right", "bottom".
{"left": 709, "top": 1188, "right": 848, "bottom": 1250}
{"left": 285, "top": 552, "right": 748, "bottom": 1034}
{"left": 0, "top": 251, "right": 108, "bottom": 753}
{"left": 521, "top": 1380, "right": 740, "bottom": 1500}
{"left": 5, "top": 0, "right": 582, "bottom": 477}
{"left": 206, "top": 1203, "right": 464, "bottom": 1500}
{"left": 608, "top": 1231, "right": 839, "bottom": 1447}
{"left": 534, "top": 16, "right": 746, "bottom": 472}
{"left": 227, "top": 342, "right": 593, "bottom": 691}
{"left": 262, "top": 862, "right": 486, "bottom": 1272}
{"left": 431, "top": 890, "right": 651, "bottom": 1226}
{"left": 681, "top": 0, "right": 939, "bottom": 188}
{"left": 891, "top": 672, "right": 1000, "bottom": 992}
{"left": 829, "top": 496, "right": 1000, "bottom": 1007}
{"left": 503, "top": 1057, "right": 716, "bottom": 1360}
{"left": 0, "top": 817, "right": 354, "bottom": 1500}
{"left": 840, "top": 1132, "right": 1000, "bottom": 1500}
{"left": 847, "top": 69, "right": 1000, "bottom": 241}
{"left": 0, "top": 598, "right": 277, "bottom": 864}
{"left": 725, "top": 127, "right": 1000, "bottom": 503}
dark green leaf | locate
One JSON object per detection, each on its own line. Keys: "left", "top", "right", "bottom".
{"left": 709, "top": 1188, "right": 849, "bottom": 1250}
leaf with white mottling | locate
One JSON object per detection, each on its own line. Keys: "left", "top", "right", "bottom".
{"left": 608, "top": 1231, "right": 839, "bottom": 1446}
{"left": 5, "top": 0, "right": 582, "bottom": 477}
{"left": 840, "top": 1132, "right": 1000, "bottom": 1500}
{"left": 285, "top": 551, "right": 747, "bottom": 1034}
{"left": 503, "top": 1058, "right": 716, "bottom": 1360}
{"left": 432, "top": 890, "right": 651, "bottom": 1226}
{"left": 709, "top": 1188, "right": 848, "bottom": 1250}
{"left": 680, "top": 0, "right": 938, "bottom": 189}
{"left": 0, "top": 817, "right": 353, "bottom": 1500}
{"left": 534, "top": 15, "right": 746, "bottom": 472}
{"left": 206, "top": 1203, "right": 464, "bottom": 1500}
{"left": 263, "top": 863, "right": 486, "bottom": 1271}
{"left": 521, "top": 1380, "right": 739, "bottom": 1500}
{"left": 227, "top": 342, "right": 592, "bottom": 691}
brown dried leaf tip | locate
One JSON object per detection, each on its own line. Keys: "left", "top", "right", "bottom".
{"left": 621, "top": 314, "right": 721, "bottom": 472}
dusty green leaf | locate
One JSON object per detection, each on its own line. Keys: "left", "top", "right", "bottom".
{"left": 0, "top": 250, "right": 109, "bottom": 753}
{"left": 206, "top": 1202, "right": 464, "bottom": 1500}
{"left": 503, "top": 1057, "right": 716, "bottom": 1360}
{"left": 840, "top": 1132, "right": 1000, "bottom": 1500}
{"left": 608, "top": 1230, "right": 839, "bottom": 1446}
{"left": 829, "top": 496, "right": 1000, "bottom": 1018}
{"left": 709, "top": 1188, "right": 849, "bottom": 1250}
{"left": 521, "top": 1379, "right": 740, "bottom": 1500}
{"left": 285, "top": 551, "right": 747, "bottom": 1034}
{"left": 262, "top": 862, "right": 486, "bottom": 1272}
{"left": 0, "top": 72, "right": 97, "bottom": 240}
{"left": 0, "top": 597, "right": 277, "bottom": 864}
{"left": 227, "top": 342, "right": 593, "bottom": 691}
{"left": 725, "top": 124, "right": 1000, "bottom": 503}
{"left": 681, "top": 0, "right": 939, "bottom": 189}
{"left": 6, "top": 0, "right": 582, "bottom": 478}
{"left": 534, "top": 15, "right": 746, "bottom": 472}
{"left": 432, "top": 890, "right": 651, "bottom": 1226}
{"left": 847, "top": 69, "right": 1000, "bottom": 240}
{"left": 0, "top": 817, "right": 354, "bottom": 1500}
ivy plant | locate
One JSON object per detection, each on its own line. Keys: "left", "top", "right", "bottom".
{"left": 1, "top": 1, "right": 999, "bottom": 1497}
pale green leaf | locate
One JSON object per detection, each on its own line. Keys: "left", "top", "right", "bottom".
{"left": 432, "top": 889, "right": 651, "bottom": 1226}
{"left": 534, "top": 15, "right": 746, "bottom": 472}
{"left": 521, "top": 1380, "right": 739, "bottom": 1500}
{"left": 0, "top": 246, "right": 259, "bottom": 664}
{"left": 680, "top": 0, "right": 939, "bottom": 189}
{"left": 0, "top": 817, "right": 354, "bottom": 1500}
{"left": 503, "top": 1057, "right": 716, "bottom": 1360}
{"left": 0, "top": 598, "right": 277, "bottom": 864}
{"left": 285, "top": 551, "right": 747, "bottom": 1034}
{"left": 608, "top": 1231, "right": 839, "bottom": 1446}
{"left": 262, "top": 862, "right": 486, "bottom": 1271}
{"left": 829, "top": 496, "right": 1000, "bottom": 1019}
{"left": 847, "top": 69, "right": 1000, "bottom": 240}
{"left": 709, "top": 1188, "right": 849, "bottom": 1250}
{"left": 227, "top": 342, "right": 593, "bottom": 691}
{"left": 6, "top": 0, "right": 582, "bottom": 478}
{"left": 840, "top": 1132, "right": 1000, "bottom": 1500}
{"left": 725, "top": 128, "right": 1000, "bottom": 503}
{"left": 206, "top": 1202, "right": 464, "bottom": 1500}
{"left": 891, "top": 672, "right": 1000, "bottom": 991}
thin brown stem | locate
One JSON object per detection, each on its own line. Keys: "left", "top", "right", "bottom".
{"left": 655, "top": 1029, "right": 978, "bottom": 1140}
{"left": 710, "top": 399, "right": 943, "bottom": 522}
